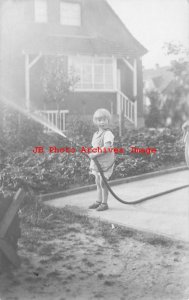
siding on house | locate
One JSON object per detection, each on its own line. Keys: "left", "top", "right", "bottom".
{"left": 64, "top": 92, "right": 117, "bottom": 114}
{"left": 117, "top": 59, "right": 133, "bottom": 99}
{"left": 1, "top": 0, "right": 147, "bottom": 126}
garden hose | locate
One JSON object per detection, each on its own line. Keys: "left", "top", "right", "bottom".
{"left": 63, "top": 136, "right": 189, "bottom": 206}
{"left": 93, "top": 157, "right": 189, "bottom": 205}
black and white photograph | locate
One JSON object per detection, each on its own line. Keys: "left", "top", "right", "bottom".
{"left": 0, "top": 0, "right": 189, "bottom": 299}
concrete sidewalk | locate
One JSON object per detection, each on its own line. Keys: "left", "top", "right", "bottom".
{"left": 46, "top": 170, "right": 189, "bottom": 242}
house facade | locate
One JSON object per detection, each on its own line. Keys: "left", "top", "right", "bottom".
{"left": 0, "top": 0, "right": 147, "bottom": 130}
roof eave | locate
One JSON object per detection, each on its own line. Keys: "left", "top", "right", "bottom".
{"left": 104, "top": 0, "right": 148, "bottom": 57}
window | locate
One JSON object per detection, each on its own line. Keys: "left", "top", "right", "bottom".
{"left": 69, "top": 56, "right": 115, "bottom": 91}
{"left": 60, "top": 2, "right": 81, "bottom": 26}
{"left": 34, "top": 0, "right": 47, "bottom": 23}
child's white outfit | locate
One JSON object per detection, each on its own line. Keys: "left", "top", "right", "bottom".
{"left": 90, "top": 129, "right": 115, "bottom": 179}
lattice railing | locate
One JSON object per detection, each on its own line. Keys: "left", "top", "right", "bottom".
{"left": 117, "top": 91, "right": 137, "bottom": 127}
{"left": 36, "top": 110, "right": 69, "bottom": 132}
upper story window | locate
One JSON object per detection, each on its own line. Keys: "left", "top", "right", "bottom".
{"left": 34, "top": 0, "right": 47, "bottom": 23}
{"left": 60, "top": 2, "right": 81, "bottom": 26}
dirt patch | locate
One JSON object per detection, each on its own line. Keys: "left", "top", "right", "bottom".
{"left": 0, "top": 204, "right": 189, "bottom": 300}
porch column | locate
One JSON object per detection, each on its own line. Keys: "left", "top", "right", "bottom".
{"left": 24, "top": 53, "right": 30, "bottom": 110}
{"left": 122, "top": 57, "right": 138, "bottom": 127}
{"left": 133, "top": 59, "right": 138, "bottom": 128}
{"left": 122, "top": 57, "right": 137, "bottom": 97}
{"left": 133, "top": 59, "right": 137, "bottom": 97}
{"left": 23, "top": 51, "right": 42, "bottom": 111}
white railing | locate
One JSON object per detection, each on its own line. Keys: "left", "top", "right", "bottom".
{"left": 36, "top": 110, "right": 69, "bottom": 132}
{"left": 117, "top": 90, "right": 137, "bottom": 127}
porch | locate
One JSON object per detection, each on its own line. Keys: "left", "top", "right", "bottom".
{"left": 35, "top": 110, "right": 69, "bottom": 133}
{"left": 23, "top": 50, "right": 141, "bottom": 132}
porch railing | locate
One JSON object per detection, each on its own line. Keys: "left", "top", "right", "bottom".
{"left": 36, "top": 110, "right": 69, "bottom": 132}
{"left": 117, "top": 90, "right": 137, "bottom": 127}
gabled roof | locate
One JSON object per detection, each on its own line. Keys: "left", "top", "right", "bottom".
{"left": 24, "top": 35, "right": 144, "bottom": 57}
{"left": 83, "top": 0, "right": 147, "bottom": 57}
{"left": 104, "top": 0, "right": 147, "bottom": 56}
{"left": 144, "top": 66, "right": 174, "bottom": 92}
{"left": 24, "top": 0, "right": 147, "bottom": 58}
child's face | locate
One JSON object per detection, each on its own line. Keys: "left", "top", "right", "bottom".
{"left": 95, "top": 117, "right": 109, "bottom": 130}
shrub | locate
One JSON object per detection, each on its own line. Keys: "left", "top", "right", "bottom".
{"left": 66, "top": 115, "right": 96, "bottom": 146}
{"left": 0, "top": 109, "right": 74, "bottom": 153}
{"left": 0, "top": 123, "right": 185, "bottom": 195}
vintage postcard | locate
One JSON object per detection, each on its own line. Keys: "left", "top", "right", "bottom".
{"left": 0, "top": 0, "right": 189, "bottom": 299}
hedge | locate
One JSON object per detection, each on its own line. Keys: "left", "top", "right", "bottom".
{"left": 0, "top": 115, "right": 185, "bottom": 195}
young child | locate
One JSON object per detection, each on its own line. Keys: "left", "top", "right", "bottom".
{"left": 88, "top": 108, "right": 115, "bottom": 211}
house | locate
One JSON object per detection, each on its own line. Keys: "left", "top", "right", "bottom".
{"left": 143, "top": 65, "right": 174, "bottom": 108}
{"left": 0, "top": 0, "right": 147, "bottom": 131}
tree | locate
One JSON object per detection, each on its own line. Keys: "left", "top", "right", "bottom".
{"left": 145, "top": 90, "right": 162, "bottom": 128}
{"left": 41, "top": 56, "right": 79, "bottom": 110}
{"left": 162, "top": 43, "right": 189, "bottom": 126}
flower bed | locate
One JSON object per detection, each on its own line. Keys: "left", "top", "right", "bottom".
{"left": 0, "top": 121, "right": 185, "bottom": 195}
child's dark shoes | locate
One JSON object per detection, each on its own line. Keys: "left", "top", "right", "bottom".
{"left": 96, "top": 203, "right": 109, "bottom": 211}
{"left": 89, "top": 202, "right": 101, "bottom": 209}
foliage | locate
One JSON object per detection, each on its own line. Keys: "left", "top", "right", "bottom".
{"left": 162, "top": 43, "right": 189, "bottom": 126}
{"left": 144, "top": 91, "right": 163, "bottom": 128}
{"left": 0, "top": 110, "right": 185, "bottom": 196}
{"left": 112, "top": 128, "right": 184, "bottom": 178}
{"left": 0, "top": 108, "right": 74, "bottom": 153}
{"left": 0, "top": 127, "right": 185, "bottom": 196}
{"left": 0, "top": 149, "right": 93, "bottom": 194}
{"left": 163, "top": 42, "right": 188, "bottom": 56}
{"left": 1, "top": 110, "right": 44, "bottom": 152}
{"left": 144, "top": 43, "right": 189, "bottom": 127}
{"left": 67, "top": 115, "right": 96, "bottom": 146}
{"left": 162, "top": 60, "right": 189, "bottom": 125}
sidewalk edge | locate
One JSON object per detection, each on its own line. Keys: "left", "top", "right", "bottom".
{"left": 39, "top": 165, "right": 188, "bottom": 202}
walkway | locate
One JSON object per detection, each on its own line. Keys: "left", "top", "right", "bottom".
{"left": 46, "top": 170, "right": 189, "bottom": 242}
